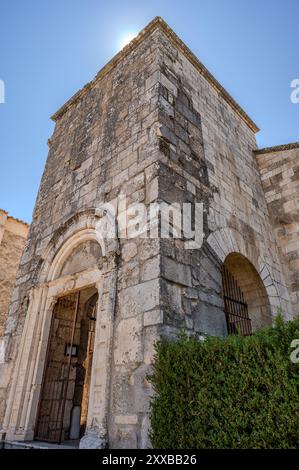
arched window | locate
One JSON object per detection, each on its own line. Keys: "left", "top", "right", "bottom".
{"left": 222, "top": 264, "right": 252, "bottom": 336}
{"left": 222, "top": 253, "right": 272, "bottom": 335}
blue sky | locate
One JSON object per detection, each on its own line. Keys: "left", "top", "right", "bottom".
{"left": 0, "top": 0, "right": 298, "bottom": 223}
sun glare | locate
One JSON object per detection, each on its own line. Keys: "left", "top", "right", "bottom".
{"left": 119, "top": 32, "right": 137, "bottom": 50}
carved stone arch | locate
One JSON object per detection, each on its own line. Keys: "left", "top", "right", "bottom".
{"left": 256, "top": 256, "right": 281, "bottom": 315}
{"left": 36, "top": 209, "right": 119, "bottom": 284}
{"left": 47, "top": 229, "right": 103, "bottom": 282}
{"left": 207, "top": 227, "right": 281, "bottom": 323}
{"left": 2, "top": 209, "right": 119, "bottom": 447}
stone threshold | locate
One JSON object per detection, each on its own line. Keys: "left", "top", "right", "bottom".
{"left": 1, "top": 439, "right": 80, "bottom": 449}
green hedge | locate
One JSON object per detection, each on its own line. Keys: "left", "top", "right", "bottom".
{"left": 149, "top": 316, "right": 299, "bottom": 449}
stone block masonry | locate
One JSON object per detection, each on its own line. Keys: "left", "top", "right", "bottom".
{"left": 0, "top": 210, "right": 29, "bottom": 338}
{"left": 0, "top": 210, "right": 29, "bottom": 427}
{"left": 256, "top": 143, "right": 299, "bottom": 316}
{"left": 0, "top": 17, "right": 296, "bottom": 449}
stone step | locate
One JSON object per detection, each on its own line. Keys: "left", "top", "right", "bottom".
{"left": 2, "top": 440, "right": 79, "bottom": 449}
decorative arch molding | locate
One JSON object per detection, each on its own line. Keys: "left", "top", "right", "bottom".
{"left": 35, "top": 209, "right": 119, "bottom": 284}
{"left": 2, "top": 209, "right": 119, "bottom": 448}
{"left": 46, "top": 228, "right": 102, "bottom": 282}
{"left": 207, "top": 227, "right": 282, "bottom": 317}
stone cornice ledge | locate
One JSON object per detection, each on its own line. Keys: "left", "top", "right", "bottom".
{"left": 51, "top": 17, "right": 259, "bottom": 133}
{"left": 255, "top": 142, "right": 299, "bottom": 155}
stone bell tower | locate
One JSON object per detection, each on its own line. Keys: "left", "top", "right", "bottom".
{"left": 0, "top": 17, "right": 293, "bottom": 449}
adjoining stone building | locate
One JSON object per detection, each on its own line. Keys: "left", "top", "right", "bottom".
{"left": 256, "top": 143, "right": 299, "bottom": 316}
{"left": 0, "top": 210, "right": 29, "bottom": 339}
{"left": 0, "top": 17, "right": 297, "bottom": 449}
{"left": 0, "top": 210, "right": 29, "bottom": 426}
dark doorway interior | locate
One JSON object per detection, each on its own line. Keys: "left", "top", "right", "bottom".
{"left": 35, "top": 287, "right": 98, "bottom": 444}
{"left": 222, "top": 264, "right": 252, "bottom": 336}
{"left": 222, "top": 252, "right": 272, "bottom": 335}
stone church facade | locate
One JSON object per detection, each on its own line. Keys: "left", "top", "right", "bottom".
{"left": 0, "top": 17, "right": 298, "bottom": 448}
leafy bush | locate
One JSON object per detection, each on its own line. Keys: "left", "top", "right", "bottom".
{"left": 149, "top": 316, "right": 299, "bottom": 448}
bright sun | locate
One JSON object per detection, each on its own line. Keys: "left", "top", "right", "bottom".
{"left": 119, "top": 32, "right": 137, "bottom": 49}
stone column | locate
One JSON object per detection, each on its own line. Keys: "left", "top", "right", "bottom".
{"left": 79, "top": 255, "right": 117, "bottom": 448}
{"left": 1, "top": 285, "right": 49, "bottom": 441}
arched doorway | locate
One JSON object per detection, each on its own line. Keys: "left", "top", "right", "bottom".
{"left": 2, "top": 218, "right": 118, "bottom": 447}
{"left": 35, "top": 287, "right": 98, "bottom": 444}
{"left": 222, "top": 253, "right": 272, "bottom": 335}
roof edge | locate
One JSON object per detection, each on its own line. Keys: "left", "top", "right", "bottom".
{"left": 255, "top": 141, "right": 299, "bottom": 155}
{"left": 7, "top": 216, "right": 30, "bottom": 227}
{"left": 51, "top": 17, "right": 259, "bottom": 133}
{"left": 0, "top": 208, "right": 30, "bottom": 227}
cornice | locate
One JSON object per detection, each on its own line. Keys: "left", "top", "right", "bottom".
{"left": 255, "top": 142, "right": 299, "bottom": 155}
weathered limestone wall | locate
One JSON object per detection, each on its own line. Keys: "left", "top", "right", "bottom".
{"left": 0, "top": 210, "right": 28, "bottom": 426}
{"left": 1, "top": 26, "right": 163, "bottom": 447}
{"left": 0, "top": 210, "right": 29, "bottom": 337}
{"left": 154, "top": 27, "right": 293, "bottom": 339}
{"left": 256, "top": 144, "right": 299, "bottom": 316}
